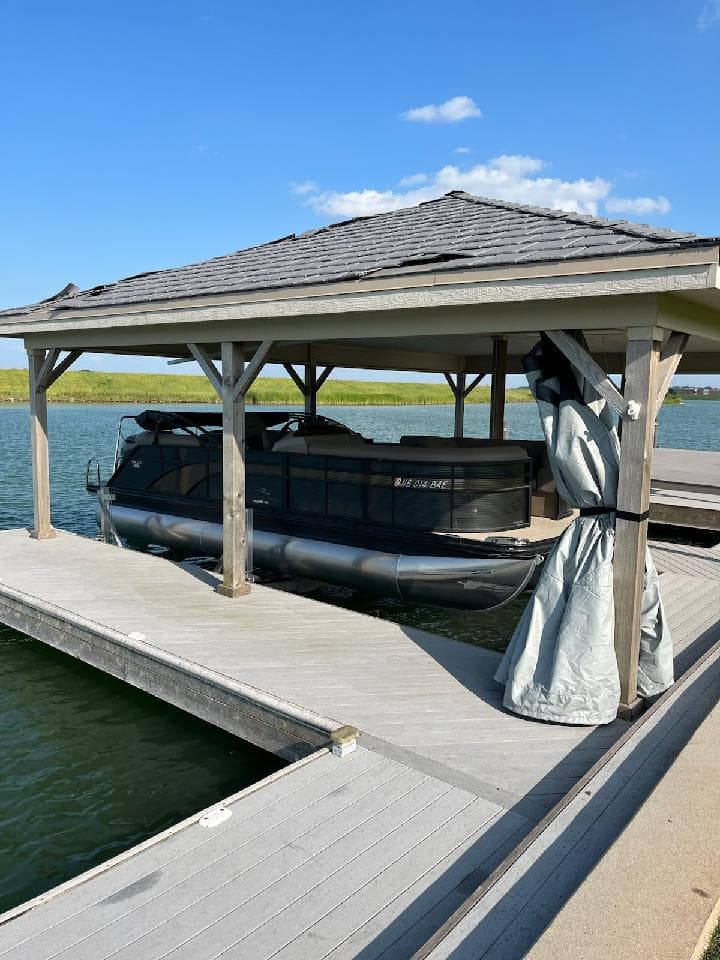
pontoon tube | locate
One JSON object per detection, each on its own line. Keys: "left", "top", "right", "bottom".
{"left": 101, "top": 505, "right": 540, "bottom": 612}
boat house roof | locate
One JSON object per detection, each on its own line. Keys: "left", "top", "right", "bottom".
{"left": 1, "top": 191, "right": 718, "bottom": 318}
{"left": 1, "top": 191, "right": 719, "bottom": 375}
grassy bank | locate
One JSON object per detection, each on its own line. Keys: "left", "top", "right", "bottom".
{"left": 0, "top": 369, "right": 536, "bottom": 405}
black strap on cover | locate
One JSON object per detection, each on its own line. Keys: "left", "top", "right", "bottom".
{"left": 579, "top": 506, "right": 650, "bottom": 523}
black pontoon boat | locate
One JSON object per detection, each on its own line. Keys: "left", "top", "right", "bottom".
{"left": 88, "top": 410, "right": 569, "bottom": 611}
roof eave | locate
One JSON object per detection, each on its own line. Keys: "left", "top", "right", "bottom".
{"left": 28, "top": 243, "right": 720, "bottom": 325}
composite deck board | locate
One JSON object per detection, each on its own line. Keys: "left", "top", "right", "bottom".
{"left": 0, "top": 748, "right": 518, "bottom": 960}
{"left": 6, "top": 753, "right": 394, "bottom": 960}
{"left": 0, "top": 529, "right": 628, "bottom": 814}
{"left": 651, "top": 539, "right": 720, "bottom": 579}
{"left": 651, "top": 447, "right": 720, "bottom": 489}
{"left": 62, "top": 765, "right": 437, "bottom": 960}
{"left": 423, "top": 643, "right": 720, "bottom": 959}
{"left": 2, "top": 528, "right": 720, "bottom": 958}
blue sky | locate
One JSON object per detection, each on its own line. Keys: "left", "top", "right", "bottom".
{"left": 1, "top": 0, "right": 719, "bottom": 383}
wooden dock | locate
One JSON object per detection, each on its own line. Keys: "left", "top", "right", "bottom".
{"left": 650, "top": 447, "right": 720, "bottom": 531}
{"left": 0, "top": 527, "right": 719, "bottom": 958}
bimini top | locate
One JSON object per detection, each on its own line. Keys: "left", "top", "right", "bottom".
{"left": 2, "top": 191, "right": 717, "bottom": 318}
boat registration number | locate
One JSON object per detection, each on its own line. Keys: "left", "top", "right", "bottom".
{"left": 393, "top": 477, "right": 452, "bottom": 490}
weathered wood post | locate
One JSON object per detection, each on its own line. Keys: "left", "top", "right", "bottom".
{"left": 490, "top": 336, "right": 507, "bottom": 440}
{"left": 27, "top": 348, "right": 55, "bottom": 540}
{"left": 218, "top": 341, "right": 250, "bottom": 598}
{"left": 613, "top": 327, "right": 662, "bottom": 712}
{"left": 304, "top": 363, "right": 317, "bottom": 417}
{"left": 454, "top": 372, "right": 466, "bottom": 439}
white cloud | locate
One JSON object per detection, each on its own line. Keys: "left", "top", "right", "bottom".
{"left": 605, "top": 195, "right": 671, "bottom": 216}
{"left": 300, "top": 155, "right": 610, "bottom": 218}
{"left": 290, "top": 180, "right": 318, "bottom": 196}
{"left": 403, "top": 95, "right": 482, "bottom": 123}
{"left": 293, "top": 154, "right": 672, "bottom": 223}
{"left": 697, "top": 0, "right": 720, "bottom": 29}
{"left": 398, "top": 172, "right": 428, "bottom": 187}
{"left": 454, "top": 146, "right": 472, "bottom": 155}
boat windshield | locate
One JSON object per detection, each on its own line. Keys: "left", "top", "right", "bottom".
{"left": 114, "top": 410, "right": 360, "bottom": 465}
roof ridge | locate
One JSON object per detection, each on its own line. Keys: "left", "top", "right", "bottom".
{"left": 446, "top": 190, "right": 701, "bottom": 243}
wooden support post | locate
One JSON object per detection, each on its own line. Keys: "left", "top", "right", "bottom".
{"left": 27, "top": 348, "right": 55, "bottom": 540}
{"left": 454, "top": 372, "right": 466, "bottom": 439}
{"left": 304, "top": 363, "right": 317, "bottom": 417}
{"left": 490, "top": 337, "right": 507, "bottom": 440}
{"left": 445, "top": 371, "right": 485, "bottom": 440}
{"left": 613, "top": 328, "right": 662, "bottom": 710}
{"left": 217, "top": 341, "right": 250, "bottom": 598}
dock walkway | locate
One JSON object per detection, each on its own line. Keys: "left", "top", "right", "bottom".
{"left": 0, "top": 747, "right": 526, "bottom": 960}
{"left": 1, "top": 527, "right": 719, "bottom": 957}
{"left": 651, "top": 447, "right": 720, "bottom": 530}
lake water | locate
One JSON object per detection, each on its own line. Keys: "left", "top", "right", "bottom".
{"left": 0, "top": 627, "right": 283, "bottom": 914}
{"left": 0, "top": 398, "right": 718, "bottom": 915}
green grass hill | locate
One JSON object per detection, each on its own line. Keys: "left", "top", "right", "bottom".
{"left": 0, "top": 369, "right": 535, "bottom": 405}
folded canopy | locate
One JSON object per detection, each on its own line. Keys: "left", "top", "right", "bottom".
{"left": 495, "top": 335, "right": 674, "bottom": 725}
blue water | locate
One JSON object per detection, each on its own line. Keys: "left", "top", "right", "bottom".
{"left": 2, "top": 399, "right": 717, "bottom": 536}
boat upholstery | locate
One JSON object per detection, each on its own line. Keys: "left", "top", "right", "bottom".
{"left": 125, "top": 431, "right": 204, "bottom": 448}
{"left": 270, "top": 433, "right": 367, "bottom": 453}
{"left": 274, "top": 434, "right": 529, "bottom": 463}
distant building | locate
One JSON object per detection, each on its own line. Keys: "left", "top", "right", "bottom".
{"left": 673, "top": 385, "right": 720, "bottom": 399}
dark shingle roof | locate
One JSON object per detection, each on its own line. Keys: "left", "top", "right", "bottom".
{"left": 2, "top": 192, "right": 717, "bottom": 317}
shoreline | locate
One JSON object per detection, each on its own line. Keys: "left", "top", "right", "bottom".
{"left": 0, "top": 370, "right": 683, "bottom": 406}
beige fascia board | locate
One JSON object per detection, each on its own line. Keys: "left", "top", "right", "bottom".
{"left": 0, "top": 254, "right": 716, "bottom": 340}
{"left": 21, "top": 294, "right": 660, "bottom": 353}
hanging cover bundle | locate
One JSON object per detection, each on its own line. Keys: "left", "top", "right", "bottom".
{"left": 495, "top": 335, "right": 674, "bottom": 725}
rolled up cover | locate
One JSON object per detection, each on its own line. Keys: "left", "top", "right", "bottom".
{"left": 495, "top": 335, "right": 673, "bottom": 725}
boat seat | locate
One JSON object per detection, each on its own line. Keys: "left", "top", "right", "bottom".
{"left": 271, "top": 433, "right": 367, "bottom": 453}
{"left": 125, "top": 431, "right": 203, "bottom": 448}
{"left": 302, "top": 439, "right": 529, "bottom": 463}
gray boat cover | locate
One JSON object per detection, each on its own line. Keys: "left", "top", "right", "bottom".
{"left": 495, "top": 335, "right": 674, "bottom": 725}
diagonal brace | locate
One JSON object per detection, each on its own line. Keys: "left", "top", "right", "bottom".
{"left": 546, "top": 329, "right": 625, "bottom": 417}
{"left": 187, "top": 343, "right": 222, "bottom": 398}
{"left": 655, "top": 331, "right": 689, "bottom": 418}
